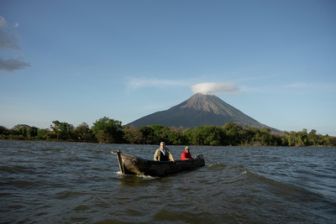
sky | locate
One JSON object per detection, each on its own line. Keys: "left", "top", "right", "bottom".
{"left": 0, "top": 0, "right": 335, "bottom": 135}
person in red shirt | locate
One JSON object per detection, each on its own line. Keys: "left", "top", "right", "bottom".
{"left": 180, "top": 146, "right": 193, "bottom": 160}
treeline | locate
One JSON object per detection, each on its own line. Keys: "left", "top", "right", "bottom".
{"left": 0, "top": 117, "right": 335, "bottom": 146}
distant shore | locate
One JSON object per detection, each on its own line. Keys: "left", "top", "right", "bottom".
{"left": 1, "top": 117, "right": 335, "bottom": 147}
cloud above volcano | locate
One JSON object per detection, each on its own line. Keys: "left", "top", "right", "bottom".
{"left": 191, "top": 82, "right": 239, "bottom": 94}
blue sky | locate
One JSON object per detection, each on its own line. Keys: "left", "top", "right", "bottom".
{"left": 1, "top": 0, "right": 335, "bottom": 135}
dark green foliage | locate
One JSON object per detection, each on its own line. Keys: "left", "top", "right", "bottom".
{"left": 185, "top": 126, "right": 223, "bottom": 146}
{"left": 222, "top": 123, "right": 243, "bottom": 145}
{"left": 127, "top": 124, "right": 336, "bottom": 147}
{"left": 36, "top": 128, "right": 51, "bottom": 140}
{"left": 1, "top": 119, "right": 335, "bottom": 146}
{"left": 50, "top": 121, "right": 74, "bottom": 140}
{"left": 138, "top": 126, "right": 162, "bottom": 144}
{"left": 91, "top": 117, "right": 123, "bottom": 143}
{"left": 74, "top": 123, "right": 95, "bottom": 142}
{"left": 0, "top": 126, "right": 9, "bottom": 136}
{"left": 123, "top": 126, "right": 143, "bottom": 144}
{"left": 167, "top": 128, "right": 188, "bottom": 145}
{"left": 11, "top": 124, "right": 38, "bottom": 140}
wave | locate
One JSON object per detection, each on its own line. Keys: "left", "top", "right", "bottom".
{"left": 115, "top": 171, "right": 159, "bottom": 180}
{"left": 204, "top": 163, "right": 249, "bottom": 185}
{"left": 0, "top": 165, "right": 35, "bottom": 174}
{"left": 205, "top": 163, "right": 336, "bottom": 207}
{"left": 207, "top": 163, "right": 227, "bottom": 170}
{"left": 245, "top": 169, "right": 336, "bottom": 206}
{"left": 0, "top": 179, "right": 38, "bottom": 188}
{"left": 207, "top": 162, "right": 326, "bottom": 198}
{"left": 43, "top": 147, "right": 64, "bottom": 152}
{"left": 54, "top": 190, "right": 88, "bottom": 199}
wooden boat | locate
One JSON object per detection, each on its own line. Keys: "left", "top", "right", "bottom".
{"left": 115, "top": 151, "right": 205, "bottom": 177}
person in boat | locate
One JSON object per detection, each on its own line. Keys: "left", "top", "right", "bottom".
{"left": 180, "top": 146, "right": 193, "bottom": 160}
{"left": 153, "top": 142, "right": 175, "bottom": 161}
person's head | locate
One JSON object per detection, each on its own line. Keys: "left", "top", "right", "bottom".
{"left": 184, "top": 146, "right": 189, "bottom": 152}
{"left": 160, "top": 142, "right": 165, "bottom": 148}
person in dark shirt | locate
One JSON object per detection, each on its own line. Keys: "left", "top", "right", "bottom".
{"left": 153, "top": 142, "right": 174, "bottom": 161}
{"left": 180, "top": 146, "right": 193, "bottom": 160}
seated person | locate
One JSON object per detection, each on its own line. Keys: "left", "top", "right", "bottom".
{"left": 153, "top": 142, "right": 174, "bottom": 161}
{"left": 180, "top": 146, "right": 193, "bottom": 160}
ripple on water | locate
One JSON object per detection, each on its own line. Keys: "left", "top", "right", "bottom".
{"left": 54, "top": 190, "right": 88, "bottom": 200}
{"left": 0, "top": 179, "right": 40, "bottom": 189}
{"left": 1, "top": 141, "right": 336, "bottom": 224}
{"left": 0, "top": 165, "right": 35, "bottom": 174}
{"left": 73, "top": 204, "right": 90, "bottom": 211}
{"left": 152, "top": 209, "right": 242, "bottom": 224}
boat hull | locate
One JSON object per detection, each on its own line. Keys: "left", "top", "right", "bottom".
{"left": 116, "top": 151, "right": 205, "bottom": 177}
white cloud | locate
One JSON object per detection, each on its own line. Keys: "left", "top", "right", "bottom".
{"left": 191, "top": 82, "right": 239, "bottom": 94}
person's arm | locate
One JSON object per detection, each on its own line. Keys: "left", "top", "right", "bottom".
{"left": 168, "top": 150, "right": 175, "bottom": 161}
{"left": 153, "top": 149, "right": 160, "bottom": 161}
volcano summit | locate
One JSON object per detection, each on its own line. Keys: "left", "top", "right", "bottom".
{"left": 128, "top": 93, "right": 269, "bottom": 129}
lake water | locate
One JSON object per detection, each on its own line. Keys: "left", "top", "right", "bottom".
{"left": 0, "top": 140, "right": 335, "bottom": 224}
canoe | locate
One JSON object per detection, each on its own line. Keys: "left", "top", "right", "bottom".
{"left": 115, "top": 151, "right": 205, "bottom": 177}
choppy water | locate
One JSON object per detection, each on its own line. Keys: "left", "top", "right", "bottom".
{"left": 0, "top": 140, "right": 335, "bottom": 224}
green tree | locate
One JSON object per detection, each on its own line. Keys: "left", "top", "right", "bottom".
{"left": 50, "top": 121, "right": 74, "bottom": 140}
{"left": 308, "top": 129, "right": 318, "bottom": 145}
{"left": 123, "top": 126, "right": 143, "bottom": 144}
{"left": 223, "top": 123, "right": 243, "bottom": 145}
{"left": 74, "top": 122, "right": 95, "bottom": 142}
{"left": 139, "top": 126, "right": 157, "bottom": 144}
{"left": 295, "top": 129, "right": 309, "bottom": 146}
{"left": 12, "top": 124, "right": 38, "bottom": 139}
{"left": 36, "top": 128, "right": 51, "bottom": 140}
{"left": 151, "top": 125, "right": 173, "bottom": 144}
{"left": 284, "top": 131, "right": 298, "bottom": 146}
{"left": 202, "top": 126, "right": 224, "bottom": 146}
{"left": 0, "top": 126, "right": 9, "bottom": 139}
{"left": 184, "top": 128, "right": 201, "bottom": 145}
{"left": 184, "top": 126, "right": 222, "bottom": 145}
{"left": 328, "top": 136, "right": 336, "bottom": 146}
{"left": 91, "top": 117, "right": 123, "bottom": 143}
{"left": 252, "top": 128, "right": 273, "bottom": 146}
{"left": 320, "top": 134, "right": 331, "bottom": 146}
{"left": 168, "top": 128, "right": 188, "bottom": 145}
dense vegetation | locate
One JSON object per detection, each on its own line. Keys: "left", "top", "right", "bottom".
{"left": 1, "top": 117, "right": 335, "bottom": 146}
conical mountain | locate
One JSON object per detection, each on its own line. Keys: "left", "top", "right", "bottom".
{"left": 128, "top": 93, "right": 268, "bottom": 128}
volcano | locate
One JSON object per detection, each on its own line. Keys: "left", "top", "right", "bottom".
{"left": 128, "top": 93, "right": 269, "bottom": 129}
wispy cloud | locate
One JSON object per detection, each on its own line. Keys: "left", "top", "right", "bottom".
{"left": 240, "top": 81, "right": 336, "bottom": 94}
{"left": 0, "top": 16, "right": 6, "bottom": 28}
{"left": 126, "top": 77, "right": 241, "bottom": 96}
{"left": 284, "top": 82, "right": 313, "bottom": 89}
{"left": 284, "top": 82, "right": 336, "bottom": 92}
{"left": 127, "top": 77, "right": 189, "bottom": 89}
{"left": 0, "top": 16, "right": 30, "bottom": 72}
{"left": 0, "top": 16, "right": 19, "bottom": 50}
{"left": 0, "top": 58, "right": 30, "bottom": 71}
{"left": 191, "top": 82, "right": 239, "bottom": 94}
{"left": 126, "top": 76, "right": 335, "bottom": 96}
